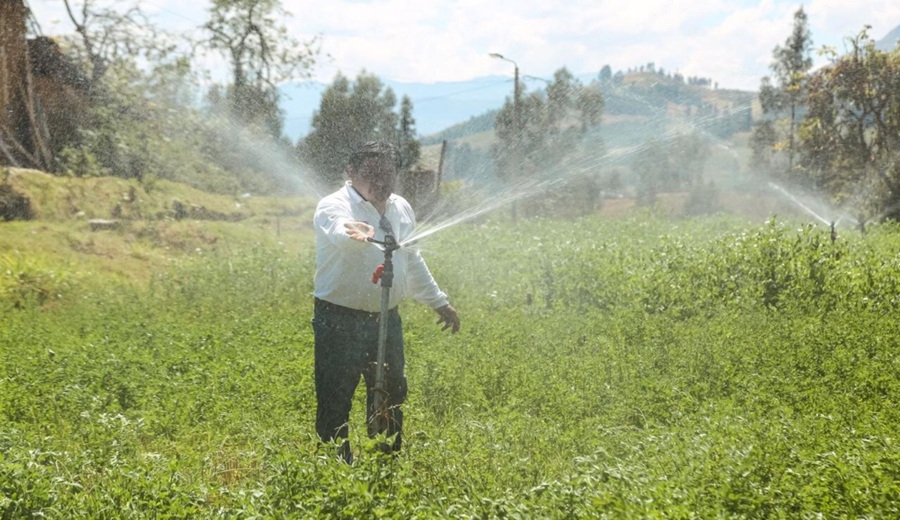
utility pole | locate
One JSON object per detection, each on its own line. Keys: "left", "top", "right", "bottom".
{"left": 490, "top": 52, "right": 521, "bottom": 222}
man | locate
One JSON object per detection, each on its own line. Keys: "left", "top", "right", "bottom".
{"left": 312, "top": 141, "right": 460, "bottom": 463}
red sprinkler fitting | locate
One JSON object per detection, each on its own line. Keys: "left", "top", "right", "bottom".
{"left": 371, "top": 264, "right": 385, "bottom": 284}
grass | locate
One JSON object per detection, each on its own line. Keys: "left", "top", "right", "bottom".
{"left": 2, "top": 210, "right": 899, "bottom": 517}
{"left": 3, "top": 169, "right": 899, "bottom": 516}
{"left": 5, "top": 168, "right": 315, "bottom": 221}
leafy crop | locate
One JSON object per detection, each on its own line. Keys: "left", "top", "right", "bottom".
{"left": 2, "top": 216, "right": 898, "bottom": 517}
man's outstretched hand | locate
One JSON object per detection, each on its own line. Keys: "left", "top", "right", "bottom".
{"left": 344, "top": 221, "right": 375, "bottom": 242}
{"left": 434, "top": 304, "right": 460, "bottom": 333}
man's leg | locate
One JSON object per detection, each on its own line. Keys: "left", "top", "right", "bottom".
{"left": 313, "top": 302, "right": 365, "bottom": 462}
{"left": 364, "top": 311, "right": 407, "bottom": 452}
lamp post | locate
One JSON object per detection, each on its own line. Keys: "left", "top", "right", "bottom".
{"left": 489, "top": 52, "right": 521, "bottom": 136}
{"left": 490, "top": 52, "right": 521, "bottom": 222}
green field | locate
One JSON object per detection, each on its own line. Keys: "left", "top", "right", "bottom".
{"left": 2, "top": 211, "right": 899, "bottom": 517}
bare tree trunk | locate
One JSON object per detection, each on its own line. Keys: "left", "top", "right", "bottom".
{"left": 0, "top": 0, "right": 27, "bottom": 136}
{"left": 21, "top": 42, "right": 53, "bottom": 169}
{"left": 0, "top": 0, "right": 51, "bottom": 170}
{"left": 0, "top": 133, "right": 22, "bottom": 167}
{"left": 0, "top": 125, "right": 40, "bottom": 165}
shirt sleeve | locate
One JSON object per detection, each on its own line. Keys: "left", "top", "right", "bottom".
{"left": 406, "top": 245, "right": 449, "bottom": 309}
{"left": 398, "top": 201, "right": 449, "bottom": 309}
{"left": 314, "top": 197, "right": 366, "bottom": 251}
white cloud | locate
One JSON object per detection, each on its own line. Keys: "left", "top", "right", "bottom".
{"left": 806, "top": 0, "right": 900, "bottom": 46}
{"left": 25, "top": 0, "right": 900, "bottom": 91}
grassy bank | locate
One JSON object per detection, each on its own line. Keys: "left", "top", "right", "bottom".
{"left": 1, "top": 169, "right": 317, "bottom": 296}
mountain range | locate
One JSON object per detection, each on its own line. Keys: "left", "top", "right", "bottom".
{"left": 279, "top": 25, "right": 900, "bottom": 143}
{"left": 876, "top": 24, "right": 900, "bottom": 51}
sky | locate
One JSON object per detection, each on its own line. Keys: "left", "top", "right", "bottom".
{"left": 27, "top": 0, "right": 900, "bottom": 92}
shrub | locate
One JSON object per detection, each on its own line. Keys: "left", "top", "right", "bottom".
{"left": 0, "top": 253, "right": 70, "bottom": 308}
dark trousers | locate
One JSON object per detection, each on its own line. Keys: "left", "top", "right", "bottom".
{"left": 313, "top": 298, "right": 407, "bottom": 456}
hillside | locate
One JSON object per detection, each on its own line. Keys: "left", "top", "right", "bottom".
{"left": 1, "top": 169, "right": 317, "bottom": 287}
{"left": 421, "top": 110, "right": 498, "bottom": 146}
{"left": 421, "top": 72, "right": 756, "bottom": 192}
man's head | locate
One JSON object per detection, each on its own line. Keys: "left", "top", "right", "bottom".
{"left": 347, "top": 141, "right": 397, "bottom": 203}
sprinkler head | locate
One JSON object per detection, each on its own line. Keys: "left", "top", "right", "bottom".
{"left": 367, "top": 234, "right": 400, "bottom": 252}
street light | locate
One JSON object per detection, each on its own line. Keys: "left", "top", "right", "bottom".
{"left": 490, "top": 52, "right": 522, "bottom": 221}
{"left": 489, "top": 53, "right": 521, "bottom": 129}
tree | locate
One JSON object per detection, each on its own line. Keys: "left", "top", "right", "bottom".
{"left": 577, "top": 85, "right": 605, "bottom": 133}
{"left": 492, "top": 67, "right": 605, "bottom": 217}
{"left": 752, "top": 7, "right": 813, "bottom": 179}
{"left": 598, "top": 64, "right": 613, "bottom": 83}
{"left": 299, "top": 72, "right": 420, "bottom": 187}
{"left": 798, "top": 29, "right": 900, "bottom": 221}
{"left": 62, "top": 0, "right": 165, "bottom": 93}
{"left": 0, "top": 0, "right": 52, "bottom": 169}
{"left": 632, "top": 131, "right": 710, "bottom": 203}
{"left": 633, "top": 139, "right": 667, "bottom": 206}
{"left": 444, "top": 142, "right": 494, "bottom": 182}
{"left": 492, "top": 83, "right": 528, "bottom": 186}
{"left": 202, "top": 0, "right": 319, "bottom": 137}
{"left": 772, "top": 7, "right": 813, "bottom": 175}
{"left": 53, "top": 0, "right": 198, "bottom": 180}
{"left": 494, "top": 67, "right": 604, "bottom": 176}
{"left": 546, "top": 68, "right": 577, "bottom": 131}
{"left": 750, "top": 119, "right": 779, "bottom": 177}
{"left": 1, "top": 0, "right": 310, "bottom": 193}
{"left": 397, "top": 96, "right": 420, "bottom": 172}
{"left": 669, "top": 132, "right": 710, "bottom": 187}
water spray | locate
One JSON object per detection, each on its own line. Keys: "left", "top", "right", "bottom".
{"left": 405, "top": 93, "right": 757, "bottom": 245}
{"left": 768, "top": 182, "right": 831, "bottom": 226}
{"left": 767, "top": 182, "right": 870, "bottom": 242}
{"left": 365, "top": 232, "right": 400, "bottom": 443}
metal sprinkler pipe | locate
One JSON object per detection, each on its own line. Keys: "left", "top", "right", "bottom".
{"left": 366, "top": 233, "right": 400, "bottom": 444}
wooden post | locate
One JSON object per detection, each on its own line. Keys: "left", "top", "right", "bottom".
{"left": 433, "top": 139, "right": 447, "bottom": 210}
{"left": 436, "top": 140, "right": 447, "bottom": 188}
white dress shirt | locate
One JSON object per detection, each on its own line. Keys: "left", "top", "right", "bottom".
{"left": 313, "top": 182, "right": 449, "bottom": 312}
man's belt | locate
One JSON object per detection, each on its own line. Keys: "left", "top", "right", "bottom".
{"left": 314, "top": 298, "right": 398, "bottom": 320}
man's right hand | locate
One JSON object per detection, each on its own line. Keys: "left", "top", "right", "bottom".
{"left": 344, "top": 221, "right": 375, "bottom": 242}
{"left": 434, "top": 304, "right": 460, "bottom": 333}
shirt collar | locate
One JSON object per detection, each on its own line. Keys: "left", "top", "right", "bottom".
{"left": 344, "top": 181, "right": 396, "bottom": 207}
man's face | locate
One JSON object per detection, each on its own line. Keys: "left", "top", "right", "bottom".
{"left": 353, "top": 156, "right": 396, "bottom": 202}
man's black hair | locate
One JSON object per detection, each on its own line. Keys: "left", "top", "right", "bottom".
{"left": 348, "top": 141, "right": 397, "bottom": 170}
